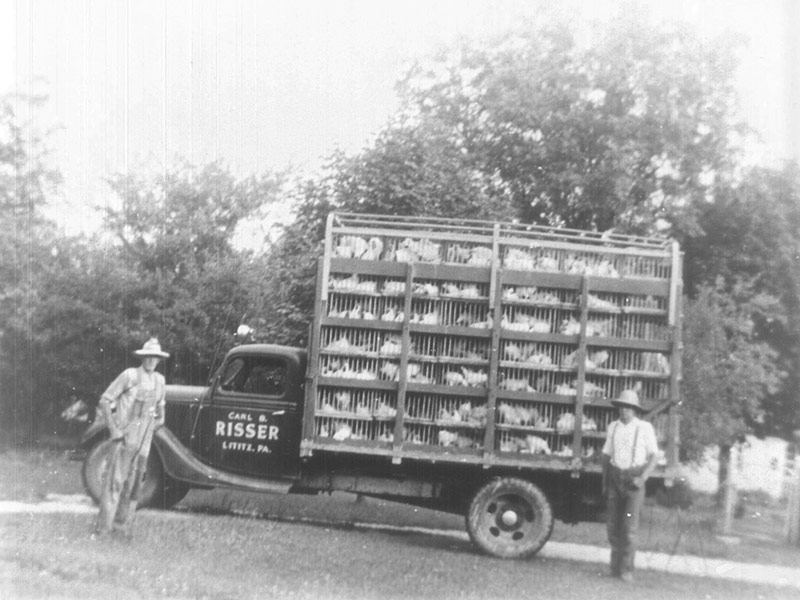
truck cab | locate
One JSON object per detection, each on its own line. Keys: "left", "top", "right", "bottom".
{"left": 185, "top": 344, "right": 306, "bottom": 479}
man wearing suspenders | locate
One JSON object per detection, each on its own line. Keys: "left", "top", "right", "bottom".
{"left": 93, "top": 338, "right": 169, "bottom": 538}
{"left": 602, "top": 390, "right": 660, "bottom": 582}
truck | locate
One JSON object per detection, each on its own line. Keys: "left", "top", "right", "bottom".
{"left": 79, "top": 212, "right": 682, "bottom": 558}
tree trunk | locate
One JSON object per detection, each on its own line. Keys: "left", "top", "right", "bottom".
{"left": 717, "top": 443, "right": 737, "bottom": 535}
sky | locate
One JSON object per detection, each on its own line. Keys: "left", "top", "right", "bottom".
{"left": 3, "top": 0, "right": 798, "bottom": 237}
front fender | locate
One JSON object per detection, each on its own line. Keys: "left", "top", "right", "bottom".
{"left": 152, "top": 427, "right": 293, "bottom": 495}
{"left": 79, "top": 420, "right": 108, "bottom": 447}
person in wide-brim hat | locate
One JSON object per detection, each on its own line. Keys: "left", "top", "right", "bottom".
{"left": 94, "top": 337, "right": 169, "bottom": 539}
{"left": 133, "top": 338, "right": 170, "bottom": 358}
{"left": 611, "top": 389, "right": 643, "bottom": 412}
{"left": 601, "top": 388, "right": 660, "bottom": 583}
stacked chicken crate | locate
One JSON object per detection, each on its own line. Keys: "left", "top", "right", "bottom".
{"left": 302, "top": 213, "right": 682, "bottom": 474}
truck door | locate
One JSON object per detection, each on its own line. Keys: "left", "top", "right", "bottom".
{"left": 191, "top": 352, "right": 302, "bottom": 478}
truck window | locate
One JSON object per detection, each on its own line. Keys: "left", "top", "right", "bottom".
{"left": 220, "top": 356, "right": 287, "bottom": 396}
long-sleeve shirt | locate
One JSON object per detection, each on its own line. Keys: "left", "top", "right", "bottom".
{"left": 98, "top": 367, "right": 165, "bottom": 452}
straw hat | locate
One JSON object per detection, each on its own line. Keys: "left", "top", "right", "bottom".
{"left": 611, "top": 389, "right": 642, "bottom": 411}
{"left": 133, "top": 338, "right": 170, "bottom": 359}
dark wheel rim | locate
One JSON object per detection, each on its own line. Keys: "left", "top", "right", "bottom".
{"left": 480, "top": 492, "right": 539, "bottom": 544}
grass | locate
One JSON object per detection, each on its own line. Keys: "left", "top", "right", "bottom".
{"left": 3, "top": 445, "right": 800, "bottom": 571}
{"left": 4, "top": 510, "right": 796, "bottom": 600}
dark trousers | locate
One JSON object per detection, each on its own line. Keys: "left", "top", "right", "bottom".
{"left": 606, "top": 466, "right": 645, "bottom": 575}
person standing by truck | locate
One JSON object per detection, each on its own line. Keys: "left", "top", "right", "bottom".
{"left": 602, "top": 390, "right": 660, "bottom": 582}
{"left": 93, "top": 338, "right": 169, "bottom": 539}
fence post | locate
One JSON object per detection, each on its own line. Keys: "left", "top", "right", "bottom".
{"left": 786, "top": 431, "right": 800, "bottom": 546}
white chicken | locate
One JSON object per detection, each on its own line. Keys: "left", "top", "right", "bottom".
{"left": 499, "top": 377, "right": 535, "bottom": 392}
{"left": 501, "top": 314, "right": 529, "bottom": 331}
{"left": 420, "top": 311, "right": 440, "bottom": 325}
{"left": 467, "top": 246, "right": 493, "bottom": 266}
{"left": 643, "top": 352, "right": 671, "bottom": 374}
{"left": 379, "top": 337, "right": 402, "bottom": 355}
{"left": 330, "top": 274, "right": 359, "bottom": 290}
{"left": 360, "top": 237, "right": 384, "bottom": 261}
{"left": 535, "top": 255, "right": 559, "bottom": 272}
{"left": 505, "top": 248, "right": 536, "bottom": 270}
{"left": 439, "top": 407, "right": 461, "bottom": 423}
{"left": 442, "top": 283, "right": 460, "bottom": 296}
{"left": 445, "top": 371, "right": 467, "bottom": 386}
{"left": 335, "top": 235, "right": 368, "bottom": 258}
{"left": 504, "top": 343, "right": 523, "bottom": 361}
{"left": 380, "top": 361, "right": 399, "bottom": 380}
{"left": 469, "top": 316, "right": 493, "bottom": 329}
{"left": 438, "top": 430, "right": 459, "bottom": 446}
{"left": 524, "top": 436, "right": 551, "bottom": 455}
{"left": 461, "top": 285, "right": 480, "bottom": 298}
{"left": 446, "top": 244, "right": 471, "bottom": 263}
{"left": 382, "top": 281, "right": 405, "bottom": 294}
{"left": 588, "top": 350, "right": 609, "bottom": 369}
{"left": 416, "top": 239, "right": 441, "bottom": 263}
{"left": 529, "top": 320, "right": 551, "bottom": 333}
{"left": 461, "top": 367, "right": 488, "bottom": 387}
{"left": 333, "top": 423, "right": 352, "bottom": 441}
{"left": 523, "top": 352, "right": 552, "bottom": 366}
{"left": 334, "top": 391, "right": 351, "bottom": 412}
{"left": 325, "top": 337, "right": 352, "bottom": 352}
{"left": 560, "top": 318, "right": 581, "bottom": 335}
{"left": 500, "top": 438, "right": 524, "bottom": 453}
{"left": 562, "top": 350, "right": 608, "bottom": 370}
{"left": 466, "top": 405, "right": 487, "bottom": 426}
{"left": 498, "top": 403, "right": 522, "bottom": 425}
{"left": 413, "top": 282, "right": 439, "bottom": 296}
{"left": 586, "top": 319, "right": 611, "bottom": 337}
{"left": 582, "top": 381, "right": 605, "bottom": 398}
{"left": 374, "top": 403, "right": 397, "bottom": 418}
{"left": 556, "top": 412, "right": 575, "bottom": 433}
{"left": 587, "top": 294, "right": 618, "bottom": 311}
{"left": 517, "top": 287, "right": 539, "bottom": 299}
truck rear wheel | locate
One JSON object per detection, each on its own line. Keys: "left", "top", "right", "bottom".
{"left": 466, "top": 477, "right": 553, "bottom": 559}
{"left": 82, "top": 439, "right": 188, "bottom": 509}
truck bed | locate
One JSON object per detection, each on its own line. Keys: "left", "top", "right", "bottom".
{"left": 301, "top": 213, "right": 682, "bottom": 476}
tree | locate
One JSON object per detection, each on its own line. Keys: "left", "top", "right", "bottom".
{"left": 680, "top": 164, "right": 800, "bottom": 438}
{"left": 396, "top": 13, "right": 744, "bottom": 235}
{"left": 103, "top": 161, "right": 284, "bottom": 384}
{"left": 681, "top": 282, "right": 783, "bottom": 529}
{"left": 0, "top": 93, "right": 63, "bottom": 443}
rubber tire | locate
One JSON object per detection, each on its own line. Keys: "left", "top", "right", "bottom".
{"left": 81, "top": 439, "right": 188, "bottom": 509}
{"left": 466, "top": 477, "right": 554, "bottom": 559}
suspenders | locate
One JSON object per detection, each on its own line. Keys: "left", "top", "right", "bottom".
{"left": 611, "top": 421, "right": 640, "bottom": 469}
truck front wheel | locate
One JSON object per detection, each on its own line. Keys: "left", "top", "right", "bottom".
{"left": 82, "top": 439, "right": 188, "bottom": 509}
{"left": 466, "top": 477, "right": 554, "bottom": 559}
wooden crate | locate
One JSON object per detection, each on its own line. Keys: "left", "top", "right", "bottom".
{"left": 302, "top": 213, "right": 682, "bottom": 473}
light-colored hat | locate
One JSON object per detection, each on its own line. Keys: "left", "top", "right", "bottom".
{"left": 612, "top": 389, "right": 642, "bottom": 411}
{"left": 134, "top": 338, "right": 170, "bottom": 359}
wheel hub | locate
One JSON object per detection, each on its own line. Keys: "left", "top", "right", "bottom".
{"left": 501, "top": 509, "right": 519, "bottom": 527}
